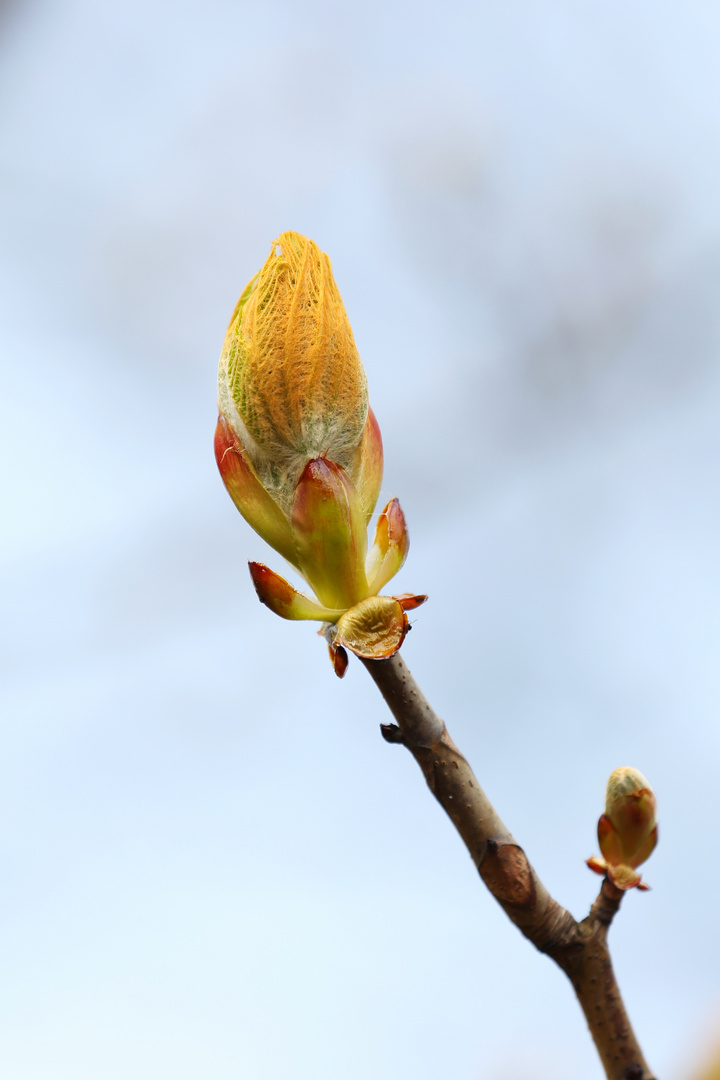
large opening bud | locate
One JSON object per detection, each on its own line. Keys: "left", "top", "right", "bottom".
{"left": 218, "top": 232, "right": 369, "bottom": 510}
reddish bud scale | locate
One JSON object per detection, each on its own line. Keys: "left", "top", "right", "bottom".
{"left": 214, "top": 418, "right": 298, "bottom": 567}
{"left": 249, "top": 562, "right": 345, "bottom": 622}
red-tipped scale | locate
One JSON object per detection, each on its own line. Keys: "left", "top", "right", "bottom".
{"left": 395, "top": 593, "right": 428, "bottom": 611}
{"left": 249, "top": 563, "right": 346, "bottom": 622}
{"left": 214, "top": 418, "right": 298, "bottom": 567}
{"left": 350, "top": 407, "right": 384, "bottom": 525}
{"left": 365, "top": 498, "right": 410, "bottom": 595}
{"left": 328, "top": 642, "right": 349, "bottom": 679}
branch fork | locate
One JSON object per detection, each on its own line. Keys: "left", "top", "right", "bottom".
{"left": 362, "top": 652, "right": 657, "bottom": 1080}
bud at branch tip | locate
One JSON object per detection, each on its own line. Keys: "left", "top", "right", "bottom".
{"left": 215, "top": 231, "right": 426, "bottom": 675}
{"left": 586, "top": 767, "right": 658, "bottom": 891}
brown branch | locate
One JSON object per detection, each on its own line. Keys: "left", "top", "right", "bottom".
{"left": 361, "top": 652, "right": 656, "bottom": 1080}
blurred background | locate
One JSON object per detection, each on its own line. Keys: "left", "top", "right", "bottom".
{"left": 1, "top": 1, "right": 719, "bottom": 1077}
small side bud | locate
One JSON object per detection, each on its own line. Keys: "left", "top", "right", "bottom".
{"left": 586, "top": 766, "right": 658, "bottom": 891}
{"left": 603, "top": 767, "right": 658, "bottom": 868}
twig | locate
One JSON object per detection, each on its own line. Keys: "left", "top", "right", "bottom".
{"left": 361, "top": 652, "right": 656, "bottom": 1080}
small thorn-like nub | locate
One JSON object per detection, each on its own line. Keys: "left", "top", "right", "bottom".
{"left": 380, "top": 723, "right": 404, "bottom": 744}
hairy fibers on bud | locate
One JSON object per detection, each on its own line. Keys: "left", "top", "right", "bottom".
{"left": 219, "top": 232, "right": 368, "bottom": 502}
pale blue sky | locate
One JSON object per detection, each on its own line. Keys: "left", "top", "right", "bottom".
{"left": 2, "top": 1, "right": 720, "bottom": 1077}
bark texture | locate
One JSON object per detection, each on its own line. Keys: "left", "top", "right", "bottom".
{"left": 361, "top": 652, "right": 656, "bottom": 1080}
